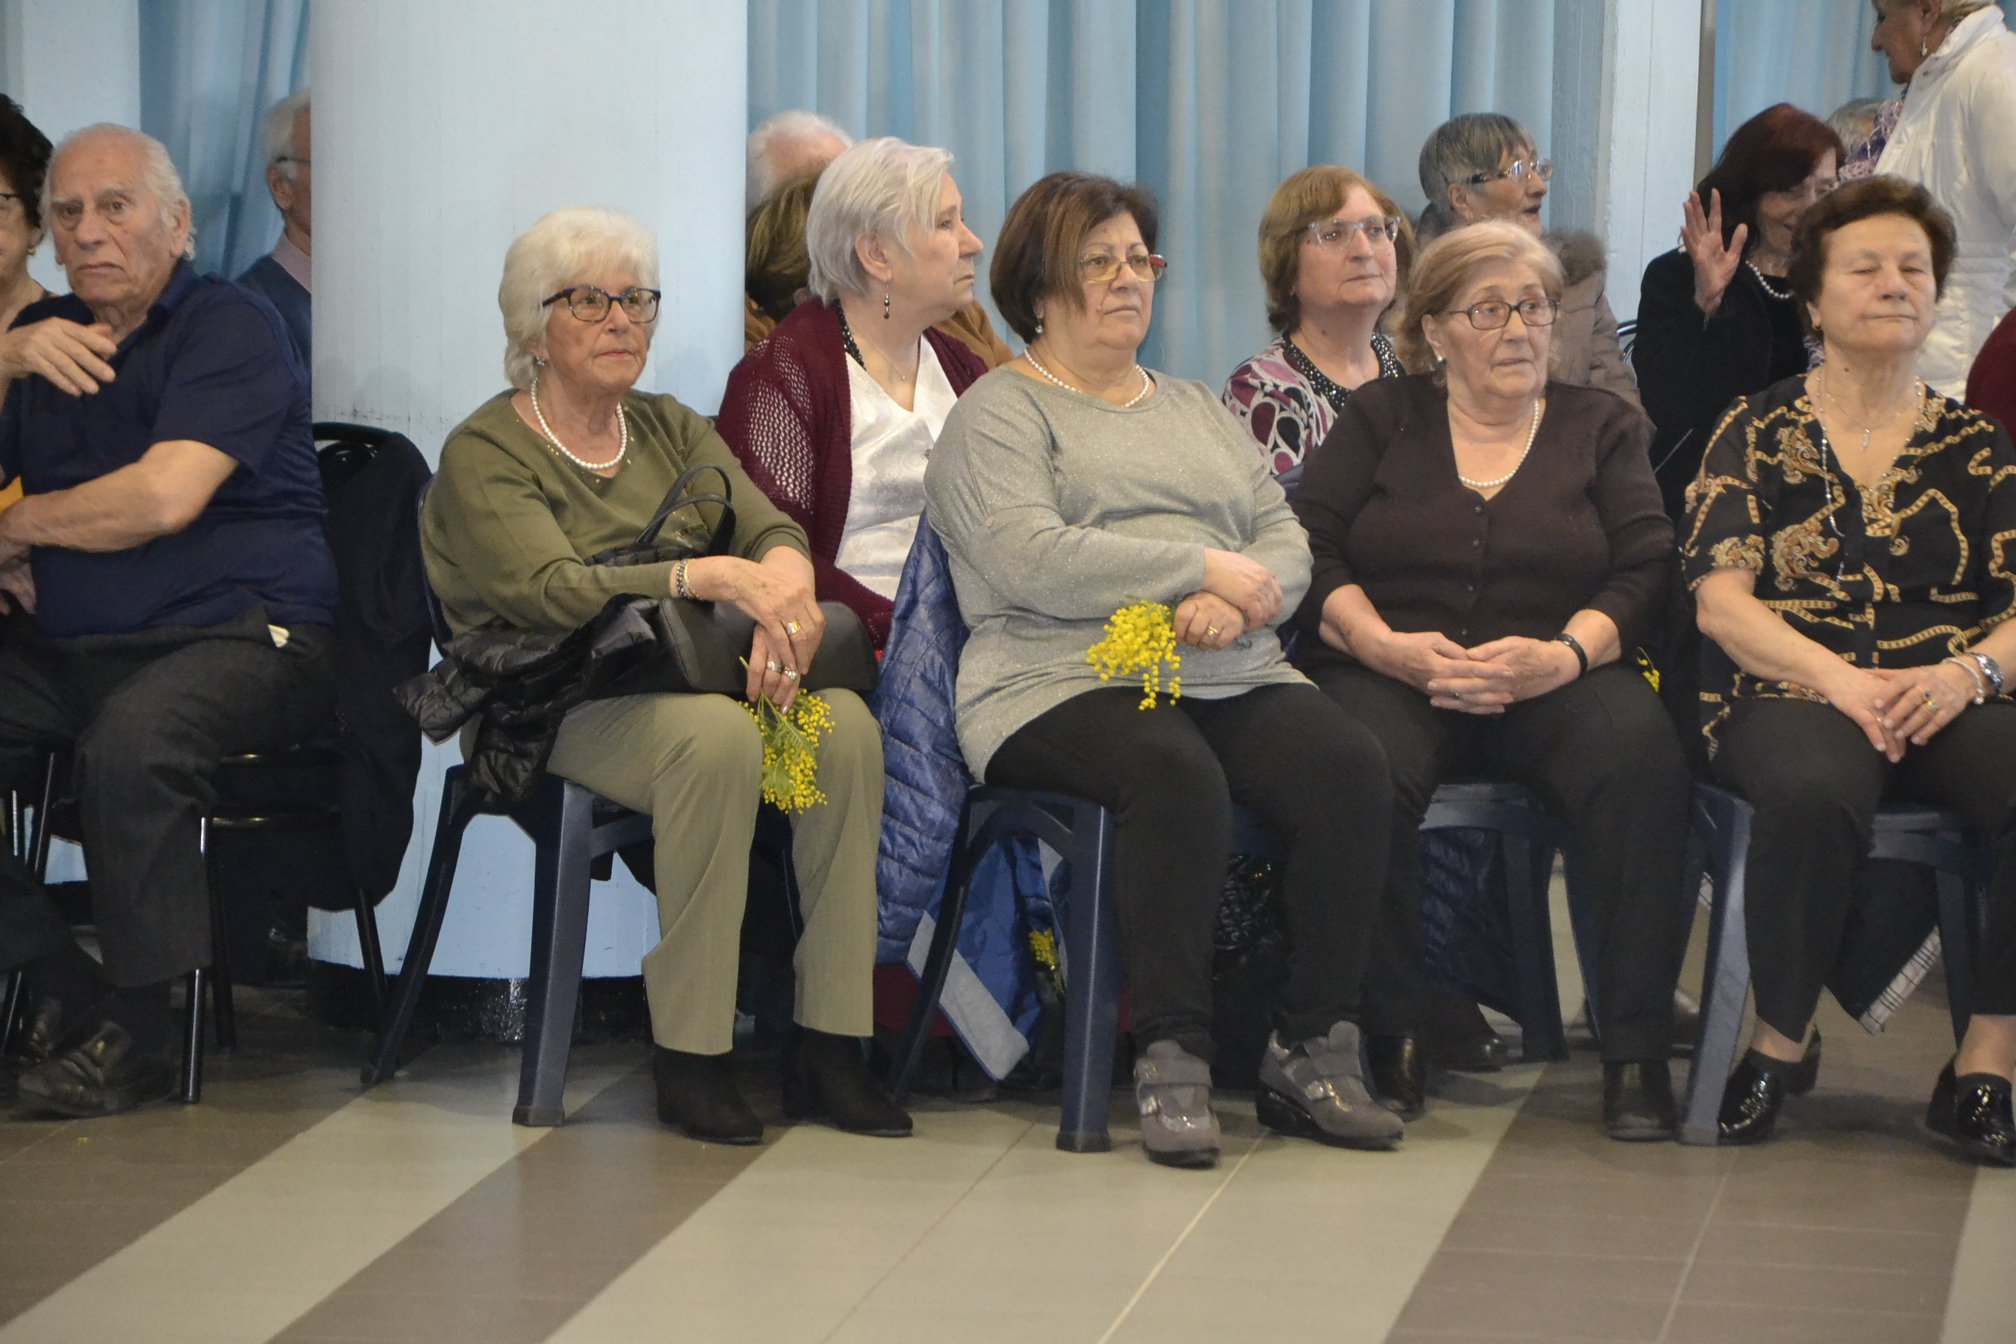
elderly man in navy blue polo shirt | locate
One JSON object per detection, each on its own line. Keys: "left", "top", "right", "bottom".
{"left": 0, "top": 124, "right": 335, "bottom": 1116}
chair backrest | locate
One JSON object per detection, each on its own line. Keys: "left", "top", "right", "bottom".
{"left": 414, "top": 477, "right": 455, "bottom": 651}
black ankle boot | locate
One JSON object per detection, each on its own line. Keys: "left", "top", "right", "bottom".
{"left": 782, "top": 1029, "right": 912, "bottom": 1137}
{"left": 652, "top": 1047, "right": 762, "bottom": 1145}
{"left": 1716, "top": 1032, "right": 1821, "bottom": 1146}
{"left": 1366, "top": 1033, "right": 1427, "bottom": 1121}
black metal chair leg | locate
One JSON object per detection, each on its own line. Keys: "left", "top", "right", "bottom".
{"left": 514, "top": 779, "right": 598, "bottom": 1127}
{"left": 1056, "top": 802, "right": 1120, "bottom": 1154}
{"left": 201, "top": 819, "right": 236, "bottom": 1052}
{"left": 363, "top": 771, "right": 477, "bottom": 1086}
{"left": 181, "top": 968, "right": 206, "bottom": 1104}
{"left": 353, "top": 888, "right": 389, "bottom": 1012}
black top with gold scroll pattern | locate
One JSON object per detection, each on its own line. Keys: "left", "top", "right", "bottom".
{"left": 1680, "top": 374, "right": 2016, "bottom": 754}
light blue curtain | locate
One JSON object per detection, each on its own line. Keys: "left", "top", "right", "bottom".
{"left": 750, "top": 0, "right": 1582, "bottom": 384}
{"left": 139, "top": 0, "right": 308, "bottom": 279}
{"left": 1713, "top": 0, "right": 1890, "bottom": 156}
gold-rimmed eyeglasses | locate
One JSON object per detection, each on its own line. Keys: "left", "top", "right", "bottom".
{"left": 1077, "top": 251, "right": 1168, "bottom": 285}
{"left": 1304, "top": 216, "right": 1401, "bottom": 249}
{"left": 1443, "top": 298, "right": 1559, "bottom": 331}
{"left": 541, "top": 285, "right": 662, "bottom": 322}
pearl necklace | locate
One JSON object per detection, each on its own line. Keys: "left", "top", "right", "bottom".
{"left": 1023, "top": 347, "right": 1153, "bottom": 408}
{"left": 1747, "top": 261, "right": 1794, "bottom": 301}
{"left": 1456, "top": 399, "right": 1543, "bottom": 492}
{"left": 1819, "top": 366, "right": 1920, "bottom": 453}
{"left": 529, "top": 376, "right": 627, "bottom": 472}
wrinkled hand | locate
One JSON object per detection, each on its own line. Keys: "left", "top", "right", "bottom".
{"left": 1173, "top": 591, "right": 1245, "bottom": 650}
{"left": 1879, "top": 661, "right": 1979, "bottom": 749}
{"left": 1200, "top": 548, "right": 1282, "bottom": 632}
{"left": 1463, "top": 635, "right": 1581, "bottom": 706}
{"left": 0, "top": 318, "right": 119, "bottom": 397}
{"left": 1363, "top": 629, "right": 1513, "bottom": 711}
{"left": 1680, "top": 188, "right": 1747, "bottom": 318}
{"left": 710, "top": 555, "right": 823, "bottom": 708}
{"left": 1815, "top": 661, "right": 1909, "bottom": 761}
{"left": 0, "top": 557, "right": 33, "bottom": 616}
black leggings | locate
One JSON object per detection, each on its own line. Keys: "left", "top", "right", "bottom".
{"left": 986, "top": 682, "right": 1395, "bottom": 1061}
{"left": 1712, "top": 697, "right": 2016, "bottom": 1037}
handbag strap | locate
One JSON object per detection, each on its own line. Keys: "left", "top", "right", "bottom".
{"left": 636, "top": 461, "right": 735, "bottom": 555}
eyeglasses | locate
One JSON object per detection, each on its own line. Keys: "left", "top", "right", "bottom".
{"left": 1762, "top": 176, "right": 1837, "bottom": 207}
{"left": 1304, "top": 216, "right": 1401, "bottom": 249}
{"left": 1467, "top": 158, "right": 1554, "bottom": 186}
{"left": 273, "top": 155, "right": 311, "bottom": 169}
{"left": 1443, "top": 298, "right": 1559, "bottom": 330}
{"left": 1077, "top": 251, "right": 1167, "bottom": 285}
{"left": 541, "top": 285, "right": 662, "bottom": 322}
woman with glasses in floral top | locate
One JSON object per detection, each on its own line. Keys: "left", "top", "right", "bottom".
{"left": 1222, "top": 167, "right": 1413, "bottom": 497}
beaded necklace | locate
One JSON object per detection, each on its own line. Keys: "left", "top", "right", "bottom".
{"left": 1455, "top": 399, "right": 1543, "bottom": 493}
{"left": 529, "top": 377, "right": 627, "bottom": 472}
{"left": 1023, "top": 347, "right": 1153, "bottom": 408}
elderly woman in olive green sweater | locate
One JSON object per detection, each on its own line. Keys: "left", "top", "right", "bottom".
{"left": 423, "top": 206, "right": 908, "bottom": 1146}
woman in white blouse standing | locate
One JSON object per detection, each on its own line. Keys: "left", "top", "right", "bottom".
{"left": 718, "top": 137, "right": 989, "bottom": 649}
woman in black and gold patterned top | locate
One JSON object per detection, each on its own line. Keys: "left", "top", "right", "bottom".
{"left": 1684, "top": 177, "right": 2016, "bottom": 1163}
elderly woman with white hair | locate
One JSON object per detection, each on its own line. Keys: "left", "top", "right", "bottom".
{"left": 717, "top": 136, "right": 988, "bottom": 649}
{"left": 421, "top": 206, "right": 908, "bottom": 1146}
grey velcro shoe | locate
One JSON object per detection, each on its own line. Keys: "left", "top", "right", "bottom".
{"left": 1256, "top": 1021, "right": 1405, "bottom": 1150}
{"left": 1133, "top": 1040, "right": 1220, "bottom": 1169}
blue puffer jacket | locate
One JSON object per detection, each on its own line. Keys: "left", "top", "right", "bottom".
{"left": 871, "top": 521, "right": 1049, "bottom": 1078}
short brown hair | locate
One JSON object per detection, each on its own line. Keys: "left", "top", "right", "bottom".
{"left": 745, "top": 169, "right": 820, "bottom": 323}
{"left": 991, "top": 172, "right": 1159, "bottom": 344}
{"left": 1257, "top": 166, "right": 1414, "bottom": 333}
{"left": 1394, "top": 220, "right": 1562, "bottom": 378}
{"left": 1786, "top": 174, "right": 1956, "bottom": 316}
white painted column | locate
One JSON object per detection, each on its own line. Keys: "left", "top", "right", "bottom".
{"left": 1590, "top": 0, "right": 1706, "bottom": 325}
{"left": 0, "top": 0, "right": 142, "bottom": 308}
{"left": 308, "top": 0, "right": 748, "bottom": 978}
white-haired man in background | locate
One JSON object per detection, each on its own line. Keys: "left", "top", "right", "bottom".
{"left": 236, "top": 88, "right": 311, "bottom": 371}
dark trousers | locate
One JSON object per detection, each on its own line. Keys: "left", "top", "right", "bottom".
{"left": 1712, "top": 697, "right": 2016, "bottom": 1036}
{"left": 986, "top": 682, "right": 1394, "bottom": 1061}
{"left": 1309, "top": 662, "right": 1692, "bottom": 1062}
{"left": 0, "top": 611, "right": 334, "bottom": 988}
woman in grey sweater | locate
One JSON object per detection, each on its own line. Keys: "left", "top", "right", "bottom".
{"left": 924, "top": 172, "right": 1402, "bottom": 1168}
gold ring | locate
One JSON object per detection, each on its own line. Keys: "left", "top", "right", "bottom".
{"left": 765, "top": 659, "right": 781, "bottom": 674}
{"left": 1923, "top": 688, "right": 1938, "bottom": 707}
{"left": 1205, "top": 625, "right": 1221, "bottom": 638}
{"left": 783, "top": 667, "right": 800, "bottom": 680}
{"left": 785, "top": 620, "right": 801, "bottom": 636}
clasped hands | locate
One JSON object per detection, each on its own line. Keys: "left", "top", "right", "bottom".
{"left": 1379, "top": 630, "right": 1580, "bottom": 713}
{"left": 1820, "top": 660, "right": 1982, "bottom": 762}
{"left": 1174, "top": 549, "right": 1283, "bottom": 651}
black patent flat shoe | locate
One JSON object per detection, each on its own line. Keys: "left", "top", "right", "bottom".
{"left": 1366, "top": 1033, "right": 1427, "bottom": 1121}
{"left": 1420, "top": 993, "right": 1510, "bottom": 1073}
{"left": 1604, "top": 1059, "right": 1676, "bottom": 1142}
{"left": 1716, "top": 1031, "right": 1822, "bottom": 1146}
{"left": 1926, "top": 1062, "right": 2015, "bottom": 1167}
{"left": 14, "top": 1021, "right": 174, "bottom": 1118}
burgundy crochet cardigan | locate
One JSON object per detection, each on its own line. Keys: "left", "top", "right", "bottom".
{"left": 716, "top": 299, "right": 989, "bottom": 647}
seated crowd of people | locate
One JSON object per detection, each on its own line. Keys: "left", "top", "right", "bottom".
{"left": 3, "top": 0, "right": 2016, "bottom": 1173}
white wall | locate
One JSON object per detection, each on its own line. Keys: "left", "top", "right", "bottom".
{"left": 308, "top": 0, "right": 748, "bottom": 977}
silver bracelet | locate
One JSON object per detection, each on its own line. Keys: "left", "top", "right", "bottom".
{"left": 673, "top": 558, "right": 694, "bottom": 601}
{"left": 1968, "top": 650, "right": 2004, "bottom": 698}
{"left": 1941, "top": 655, "right": 1987, "bottom": 706}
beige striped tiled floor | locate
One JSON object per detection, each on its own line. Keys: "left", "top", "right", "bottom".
{"left": 4, "top": 920, "right": 2014, "bottom": 1343}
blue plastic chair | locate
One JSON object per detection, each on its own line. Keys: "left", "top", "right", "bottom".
{"left": 1678, "top": 784, "right": 1988, "bottom": 1146}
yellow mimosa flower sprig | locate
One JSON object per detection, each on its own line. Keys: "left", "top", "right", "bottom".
{"left": 741, "top": 673, "right": 835, "bottom": 813}
{"left": 1087, "top": 600, "right": 1182, "bottom": 709}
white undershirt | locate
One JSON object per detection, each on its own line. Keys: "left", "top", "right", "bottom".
{"left": 836, "top": 339, "right": 956, "bottom": 598}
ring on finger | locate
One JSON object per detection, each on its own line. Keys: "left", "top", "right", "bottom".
{"left": 785, "top": 620, "right": 801, "bottom": 636}
{"left": 783, "top": 667, "right": 800, "bottom": 681}
{"left": 765, "top": 659, "right": 781, "bottom": 674}
{"left": 1205, "top": 625, "right": 1221, "bottom": 639}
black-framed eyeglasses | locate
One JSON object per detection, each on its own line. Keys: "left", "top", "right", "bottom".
{"left": 541, "top": 285, "right": 662, "bottom": 322}
{"left": 1468, "top": 158, "right": 1554, "bottom": 186}
{"left": 1443, "top": 298, "right": 1559, "bottom": 331}
{"left": 1077, "top": 252, "right": 1167, "bottom": 285}
{"left": 1304, "top": 216, "right": 1401, "bottom": 249}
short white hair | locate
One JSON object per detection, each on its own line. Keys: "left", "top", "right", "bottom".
{"left": 45, "top": 123, "right": 196, "bottom": 261}
{"left": 746, "top": 109, "right": 852, "bottom": 207}
{"left": 497, "top": 206, "right": 660, "bottom": 390}
{"left": 805, "top": 137, "right": 954, "bottom": 303}
{"left": 263, "top": 88, "right": 310, "bottom": 181}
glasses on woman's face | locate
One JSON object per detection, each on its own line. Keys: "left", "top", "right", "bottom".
{"left": 1077, "top": 251, "right": 1168, "bottom": 286}
{"left": 1468, "top": 158, "right": 1554, "bottom": 186}
{"left": 1444, "top": 297, "right": 1559, "bottom": 331}
{"left": 1304, "top": 216, "right": 1401, "bottom": 250}
{"left": 541, "top": 285, "right": 662, "bottom": 323}
{"left": 1763, "top": 175, "right": 1837, "bottom": 209}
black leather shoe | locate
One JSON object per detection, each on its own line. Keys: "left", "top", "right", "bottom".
{"left": 1603, "top": 1059, "right": 1677, "bottom": 1141}
{"left": 1366, "top": 1033, "right": 1428, "bottom": 1121}
{"left": 652, "top": 1047, "right": 762, "bottom": 1145}
{"left": 1716, "top": 1032, "right": 1822, "bottom": 1146}
{"left": 783, "top": 1029, "right": 913, "bottom": 1137}
{"left": 1420, "top": 992, "right": 1511, "bottom": 1073}
{"left": 1926, "top": 1061, "right": 2015, "bottom": 1166}
{"left": 13, "top": 1021, "right": 174, "bottom": 1118}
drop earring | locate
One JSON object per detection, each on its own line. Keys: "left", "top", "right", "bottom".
{"left": 883, "top": 291, "right": 892, "bottom": 320}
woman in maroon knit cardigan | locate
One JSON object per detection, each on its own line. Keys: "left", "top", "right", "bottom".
{"left": 718, "top": 137, "right": 988, "bottom": 648}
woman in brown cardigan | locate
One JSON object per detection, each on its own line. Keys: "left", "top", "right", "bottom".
{"left": 1292, "top": 221, "right": 1693, "bottom": 1141}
